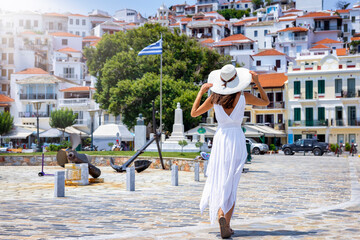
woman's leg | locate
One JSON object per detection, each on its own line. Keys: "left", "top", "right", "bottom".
{"left": 225, "top": 203, "right": 235, "bottom": 225}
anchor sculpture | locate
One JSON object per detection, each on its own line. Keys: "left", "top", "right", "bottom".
{"left": 56, "top": 133, "right": 101, "bottom": 178}
{"left": 110, "top": 101, "right": 165, "bottom": 173}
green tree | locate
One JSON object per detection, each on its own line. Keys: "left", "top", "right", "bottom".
{"left": 217, "top": 9, "right": 250, "bottom": 20}
{"left": 84, "top": 23, "right": 230, "bottom": 131}
{"left": 0, "top": 111, "right": 14, "bottom": 146}
{"left": 178, "top": 140, "right": 188, "bottom": 153}
{"left": 252, "top": 0, "right": 264, "bottom": 9}
{"left": 336, "top": 0, "right": 351, "bottom": 9}
{"left": 49, "top": 108, "right": 78, "bottom": 141}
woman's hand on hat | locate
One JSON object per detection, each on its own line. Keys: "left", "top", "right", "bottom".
{"left": 200, "top": 83, "right": 213, "bottom": 94}
{"left": 249, "top": 70, "right": 259, "bottom": 83}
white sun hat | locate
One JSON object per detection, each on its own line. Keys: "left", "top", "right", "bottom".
{"left": 208, "top": 64, "right": 252, "bottom": 95}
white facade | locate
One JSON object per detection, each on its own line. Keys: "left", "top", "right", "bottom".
{"left": 68, "top": 14, "right": 91, "bottom": 37}
{"left": 274, "top": 28, "right": 310, "bottom": 58}
{"left": 42, "top": 13, "right": 68, "bottom": 33}
{"left": 245, "top": 22, "right": 277, "bottom": 49}
{"left": 50, "top": 33, "right": 83, "bottom": 51}
{"left": 52, "top": 49, "right": 85, "bottom": 85}
{"left": 92, "top": 21, "right": 124, "bottom": 37}
{"left": 296, "top": 0, "right": 323, "bottom": 12}
{"left": 251, "top": 51, "right": 290, "bottom": 73}
{"left": 195, "top": 0, "right": 219, "bottom": 13}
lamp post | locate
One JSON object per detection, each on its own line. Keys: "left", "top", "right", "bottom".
{"left": 88, "top": 109, "right": 98, "bottom": 151}
{"left": 33, "top": 101, "right": 42, "bottom": 152}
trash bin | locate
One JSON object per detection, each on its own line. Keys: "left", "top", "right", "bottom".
{"left": 246, "top": 142, "right": 252, "bottom": 163}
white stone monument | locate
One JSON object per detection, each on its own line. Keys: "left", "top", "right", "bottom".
{"left": 134, "top": 114, "right": 146, "bottom": 151}
{"left": 166, "top": 102, "right": 186, "bottom": 142}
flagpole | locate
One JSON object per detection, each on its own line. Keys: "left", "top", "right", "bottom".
{"left": 160, "top": 36, "right": 163, "bottom": 149}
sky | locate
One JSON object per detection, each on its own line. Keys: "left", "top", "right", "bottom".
{"left": 0, "top": 0, "right": 359, "bottom": 17}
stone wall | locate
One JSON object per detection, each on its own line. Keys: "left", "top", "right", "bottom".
{"left": 0, "top": 155, "right": 206, "bottom": 172}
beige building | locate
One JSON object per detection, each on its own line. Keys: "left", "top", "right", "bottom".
{"left": 286, "top": 49, "right": 360, "bottom": 145}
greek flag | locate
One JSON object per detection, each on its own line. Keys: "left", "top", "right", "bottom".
{"left": 138, "top": 39, "right": 162, "bottom": 56}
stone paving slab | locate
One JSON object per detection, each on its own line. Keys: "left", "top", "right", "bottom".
{"left": 0, "top": 155, "right": 359, "bottom": 239}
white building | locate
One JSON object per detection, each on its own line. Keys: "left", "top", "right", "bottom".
{"left": 296, "top": 0, "right": 323, "bottom": 12}
{"left": 195, "top": 0, "right": 219, "bottom": 13}
{"left": 349, "top": 4, "right": 360, "bottom": 40}
{"left": 92, "top": 21, "right": 124, "bottom": 37}
{"left": 113, "top": 9, "right": 146, "bottom": 24}
{"left": 67, "top": 14, "right": 91, "bottom": 37}
{"left": 49, "top": 32, "right": 83, "bottom": 51}
{"left": 251, "top": 49, "right": 291, "bottom": 73}
{"left": 88, "top": 9, "right": 112, "bottom": 30}
{"left": 245, "top": 21, "right": 277, "bottom": 49}
{"left": 171, "top": 3, "right": 189, "bottom": 16}
{"left": 274, "top": 27, "right": 310, "bottom": 58}
{"left": 219, "top": 0, "right": 254, "bottom": 12}
{"left": 42, "top": 13, "right": 68, "bottom": 33}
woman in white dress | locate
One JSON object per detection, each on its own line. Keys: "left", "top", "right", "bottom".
{"left": 191, "top": 64, "right": 269, "bottom": 238}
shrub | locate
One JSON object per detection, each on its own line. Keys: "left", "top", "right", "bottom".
{"left": 108, "top": 142, "right": 114, "bottom": 147}
{"left": 345, "top": 142, "right": 351, "bottom": 151}
{"left": 269, "top": 144, "right": 276, "bottom": 151}
{"left": 60, "top": 140, "right": 71, "bottom": 148}
{"left": 330, "top": 143, "right": 339, "bottom": 152}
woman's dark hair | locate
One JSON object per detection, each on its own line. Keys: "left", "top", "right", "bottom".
{"left": 210, "top": 92, "right": 238, "bottom": 109}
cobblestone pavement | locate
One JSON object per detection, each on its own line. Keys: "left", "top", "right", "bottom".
{"left": 0, "top": 154, "right": 359, "bottom": 239}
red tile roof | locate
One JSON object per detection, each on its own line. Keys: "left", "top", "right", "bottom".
{"left": 69, "top": 13, "right": 88, "bottom": 17}
{"left": 283, "top": 9, "right": 302, "bottom": 13}
{"left": 253, "top": 49, "right": 286, "bottom": 56}
{"left": 83, "top": 35, "right": 101, "bottom": 40}
{"left": 315, "top": 38, "right": 342, "bottom": 44}
{"left": 336, "top": 9, "right": 350, "bottom": 13}
{"left": 169, "top": 23, "right": 180, "bottom": 26}
{"left": 0, "top": 94, "right": 14, "bottom": 102}
{"left": 277, "top": 27, "right": 308, "bottom": 32}
{"left": 60, "top": 86, "right": 96, "bottom": 92}
{"left": 256, "top": 73, "right": 287, "bottom": 88}
{"left": 336, "top": 48, "right": 348, "bottom": 56}
{"left": 298, "top": 12, "right": 341, "bottom": 19}
{"left": 233, "top": 17, "right": 257, "bottom": 26}
{"left": 181, "top": 18, "right": 192, "bottom": 22}
{"left": 201, "top": 38, "right": 215, "bottom": 44}
{"left": 20, "top": 31, "right": 36, "bottom": 35}
{"left": 220, "top": 34, "right": 253, "bottom": 42}
{"left": 351, "top": 37, "right": 360, "bottom": 41}
{"left": 15, "top": 68, "right": 48, "bottom": 75}
{"left": 44, "top": 12, "right": 67, "bottom": 17}
{"left": 310, "top": 44, "right": 330, "bottom": 49}
{"left": 50, "top": 32, "right": 81, "bottom": 37}
{"left": 57, "top": 47, "right": 81, "bottom": 53}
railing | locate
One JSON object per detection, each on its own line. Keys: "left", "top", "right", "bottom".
{"left": 19, "top": 93, "right": 57, "bottom": 100}
{"left": 348, "top": 118, "right": 360, "bottom": 126}
{"left": 58, "top": 98, "right": 90, "bottom": 106}
{"left": 19, "top": 112, "right": 50, "bottom": 118}
{"left": 197, "top": 0, "right": 217, "bottom": 4}
{"left": 59, "top": 74, "right": 78, "bottom": 79}
{"left": 288, "top": 120, "right": 328, "bottom": 127}
{"left": 253, "top": 101, "right": 285, "bottom": 109}
{"left": 314, "top": 26, "right": 341, "bottom": 31}
{"left": 277, "top": 36, "right": 308, "bottom": 42}
{"left": 336, "top": 119, "right": 344, "bottom": 126}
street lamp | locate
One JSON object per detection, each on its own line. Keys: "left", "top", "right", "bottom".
{"left": 88, "top": 109, "right": 98, "bottom": 151}
{"left": 33, "top": 101, "right": 43, "bottom": 152}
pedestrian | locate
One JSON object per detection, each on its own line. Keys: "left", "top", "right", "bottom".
{"left": 191, "top": 64, "right": 269, "bottom": 238}
{"left": 207, "top": 139, "right": 212, "bottom": 149}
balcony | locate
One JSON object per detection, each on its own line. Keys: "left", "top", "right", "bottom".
{"left": 277, "top": 36, "right": 308, "bottom": 43}
{"left": 253, "top": 101, "right": 285, "bottom": 109}
{"left": 19, "top": 93, "right": 57, "bottom": 100}
{"left": 314, "top": 26, "right": 341, "bottom": 31}
{"left": 58, "top": 98, "right": 90, "bottom": 107}
{"left": 19, "top": 112, "right": 50, "bottom": 118}
{"left": 59, "top": 74, "right": 79, "bottom": 80}
{"left": 250, "top": 65, "right": 278, "bottom": 72}
{"left": 197, "top": 0, "right": 217, "bottom": 5}
{"left": 288, "top": 120, "right": 328, "bottom": 127}
{"left": 348, "top": 118, "right": 360, "bottom": 126}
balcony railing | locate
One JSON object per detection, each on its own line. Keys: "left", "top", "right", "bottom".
{"left": 19, "top": 93, "right": 57, "bottom": 100}
{"left": 348, "top": 118, "right": 360, "bottom": 126}
{"left": 58, "top": 98, "right": 90, "bottom": 106}
{"left": 314, "top": 26, "right": 341, "bottom": 31}
{"left": 336, "top": 119, "right": 344, "bottom": 126}
{"left": 59, "top": 74, "right": 79, "bottom": 79}
{"left": 197, "top": 0, "right": 217, "bottom": 5}
{"left": 19, "top": 112, "right": 50, "bottom": 118}
{"left": 253, "top": 101, "right": 285, "bottom": 109}
{"left": 288, "top": 120, "right": 328, "bottom": 127}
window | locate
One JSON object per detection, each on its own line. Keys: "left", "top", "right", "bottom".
{"left": 296, "top": 45, "right": 302, "bottom": 53}
{"left": 344, "top": 36, "right": 348, "bottom": 42}
{"left": 294, "top": 134, "right": 302, "bottom": 142}
{"left": 284, "top": 46, "right": 289, "bottom": 55}
{"left": 305, "top": 80, "right": 313, "bottom": 99}
{"left": 237, "top": 4, "right": 240, "bottom": 8}
{"left": 352, "top": 29, "right": 356, "bottom": 35}
{"left": 104, "top": 114, "right": 109, "bottom": 123}
{"left": 58, "top": 23, "right": 62, "bottom": 30}
{"left": 294, "top": 108, "right": 301, "bottom": 121}
{"left": 318, "top": 80, "right": 325, "bottom": 94}
{"left": 70, "top": 19, "right": 73, "bottom": 25}
{"left": 25, "top": 20, "right": 31, "bottom": 29}
{"left": 49, "top": 22, "right": 53, "bottom": 30}
{"left": 335, "top": 79, "right": 342, "bottom": 94}
{"left": 254, "top": 30, "right": 258, "bottom": 37}
{"left": 82, "top": 19, "right": 86, "bottom": 25}
{"left": 82, "top": 32, "right": 85, "bottom": 37}
{"left": 8, "top": 53, "right": 14, "bottom": 64}
{"left": 19, "top": 19, "right": 23, "bottom": 26}
{"left": 1, "top": 38, "right": 6, "bottom": 44}
{"left": 264, "top": 30, "right": 268, "bottom": 35}
{"left": 352, "top": 16, "right": 355, "bottom": 22}
{"left": 244, "top": 111, "right": 251, "bottom": 122}
{"left": 256, "top": 114, "right": 264, "bottom": 123}
{"left": 76, "top": 19, "right": 79, "bottom": 25}
{"left": 256, "top": 60, "right": 261, "bottom": 66}
{"left": 115, "top": 115, "right": 121, "bottom": 124}
{"left": 286, "top": 24, "right": 289, "bottom": 28}
{"left": 276, "top": 59, "right": 281, "bottom": 68}
{"left": 250, "top": 44, "right": 253, "bottom": 49}
{"left": 1, "top": 69, "right": 6, "bottom": 77}
{"left": 276, "top": 92, "right": 283, "bottom": 102}
{"left": 63, "top": 67, "right": 74, "bottom": 78}
{"left": 34, "top": 20, "right": 38, "bottom": 27}
{"left": 294, "top": 81, "right": 300, "bottom": 95}
{"left": 62, "top": 39, "right": 68, "bottom": 45}
{"left": 70, "top": 31, "right": 73, "bottom": 34}
{"left": 245, "top": 3, "right": 248, "bottom": 8}
{"left": 318, "top": 107, "right": 325, "bottom": 121}
{"left": 1, "top": 53, "right": 5, "bottom": 60}
{"left": 344, "top": 24, "right": 348, "bottom": 32}
{"left": 76, "top": 31, "right": 80, "bottom": 36}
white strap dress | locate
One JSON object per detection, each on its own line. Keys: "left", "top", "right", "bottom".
{"left": 200, "top": 92, "right": 247, "bottom": 224}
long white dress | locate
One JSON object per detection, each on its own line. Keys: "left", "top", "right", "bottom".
{"left": 200, "top": 92, "right": 247, "bottom": 224}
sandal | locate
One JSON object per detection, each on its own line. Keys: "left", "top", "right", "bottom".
{"left": 218, "top": 217, "right": 232, "bottom": 239}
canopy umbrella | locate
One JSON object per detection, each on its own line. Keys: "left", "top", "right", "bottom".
{"left": 39, "top": 128, "right": 70, "bottom": 138}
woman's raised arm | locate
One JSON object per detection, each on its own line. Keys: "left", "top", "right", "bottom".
{"left": 191, "top": 83, "right": 214, "bottom": 117}
{"left": 244, "top": 71, "right": 270, "bottom": 106}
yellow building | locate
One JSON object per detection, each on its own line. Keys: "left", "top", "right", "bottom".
{"left": 286, "top": 50, "right": 360, "bottom": 144}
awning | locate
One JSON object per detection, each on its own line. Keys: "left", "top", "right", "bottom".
{"left": 39, "top": 128, "right": 70, "bottom": 138}
{"left": 185, "top": 125, "right": 217, "bottom": 137}
{"left": 244, "top": 124, "right": 286, "bottom": 137}
{"left": 93, "top": 124, "right": 134, "bottom": 141}
{"left": 65, "top": 126, "right": 89, "bottom": 137}
{"left": 0, "top": 126, "right": 34, "bottom": 139}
